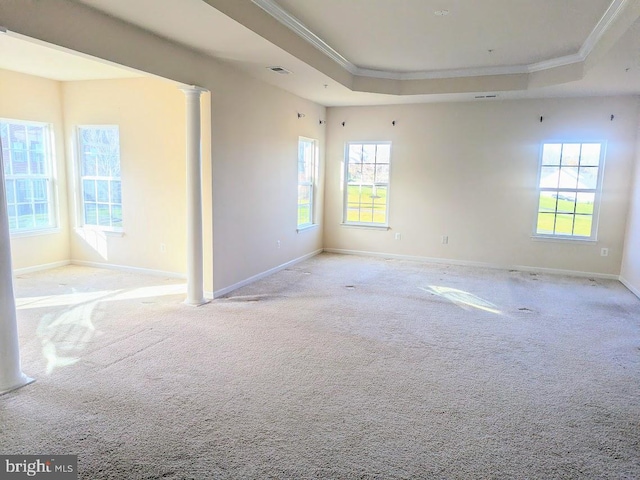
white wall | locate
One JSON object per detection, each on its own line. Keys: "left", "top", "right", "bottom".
{"left": 61, "top": 77, "right": 192, "bottom": 277}
{"left": 325, "top": 97, "right": 638, "bottom": 276}
{"left": 0, "top": 69, "right": 71, "bottom": 270}
{"left": 0, "top": 0, "right": 325, "bottom": 293}
{"left": 621, "top": 107, "right": 640, "bottom": 296}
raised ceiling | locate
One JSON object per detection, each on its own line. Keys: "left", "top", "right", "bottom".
{"left": 270, "top": 0, "right": 612, "bottom": 73}
{"left": 2, "top": 0, "right": 640, "bottom": 106}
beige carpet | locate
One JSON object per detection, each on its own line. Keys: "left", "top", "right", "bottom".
{"left": 1, "top": 253, "right": 639, "bottom": 479}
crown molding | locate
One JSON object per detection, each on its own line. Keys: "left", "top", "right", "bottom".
{"left": 252, "top": 0, "right": 629, "bottom": 81}
{"left": 251, "top": 0, "right": 357, "bottom": 75}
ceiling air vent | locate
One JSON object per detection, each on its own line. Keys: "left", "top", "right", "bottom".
{"left": 474, "top": 94, "right": 498, "bottom": 99}
{"left": 267, "top": 66, "right": 291, "bottom": 74}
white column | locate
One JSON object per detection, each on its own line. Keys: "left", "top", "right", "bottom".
{"left": 0, "top": 152, "right": 33, "bottom": 394}
{"left": 180, "top": 86, "right": 208, "bottom": 306}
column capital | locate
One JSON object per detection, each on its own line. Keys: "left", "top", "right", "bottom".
{"left": 179, "top": 85, "right": 209, "bottom": 96}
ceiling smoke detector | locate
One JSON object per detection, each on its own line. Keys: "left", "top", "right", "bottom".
{"left": 267, "top": 66, "right": 291, "bottom": 74}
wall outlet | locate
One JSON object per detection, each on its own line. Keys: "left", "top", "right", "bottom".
{"left": 442, "top": 235, "right": 449, "bottom": 245}
{"left": 277, "top": 240, "right": 281, "bottom": 249}
{"left": 601, "top": 247, "right": 609, "bottom": 257}
{"left": 395, "top": 233, "right": 402, "bottom": 240}
{"left": 160, "top": 243, "right": 166, "bottom": 253}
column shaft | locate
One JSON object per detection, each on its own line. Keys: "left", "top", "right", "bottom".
{"left": 181, "top": 86, "right": 207, "bottom": 306}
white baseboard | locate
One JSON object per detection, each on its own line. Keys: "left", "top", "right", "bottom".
{"left": 619, "top": 276, "right": 640, "bottom": 299}
{"left": 323, "top": 248, "right": 620, "bottom": 280}
{"left": 71, "top": 260, "right": 186, "bottom": 279}
{"left": 213, "top": 249, "right": 323, "bottom": 298}
{"left": 13, "top": 260, "right": 71, "bottom": 276}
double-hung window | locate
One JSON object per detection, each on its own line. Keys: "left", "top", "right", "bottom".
{"left": 535, "top": 142, "right": 604, "bottom": 239}
{"left": 297, "top": 137, "right": 317, "bottom": 229}
{"left": 344, "top": 142, "right": 391, "bottom": 226}
{"left": 77, "top": 126, "right": 122, "bottom": 229}
{"left": 1, "top": 119, "right": 56, "bottom": 233}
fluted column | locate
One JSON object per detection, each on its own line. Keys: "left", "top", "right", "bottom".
{"left": 180, "top": 85, "right": 208, "bottom": 306}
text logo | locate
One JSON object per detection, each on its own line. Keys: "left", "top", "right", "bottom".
{"left": 1, "top": 456, "right": 77, "bottom": 479}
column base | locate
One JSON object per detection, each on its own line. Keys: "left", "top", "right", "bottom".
{"left": 184, "top": 298, "right": 211, "bottom": 307}
{"left": 0, "top": 374, "right": 35, "bottom": 396}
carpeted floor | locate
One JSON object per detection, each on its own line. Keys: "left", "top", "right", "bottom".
{"left": 1, "top": 253, "right": 640, "bottom": 479}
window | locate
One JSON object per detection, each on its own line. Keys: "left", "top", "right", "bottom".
{"left": 344, "top": 142, "right": 391, "bottom": 226}
{"left": 1, "top": 119, "right": 56, "bottom": 233}
{"left": 535, "top": 142, "right": 604, "bottom": 239}
{"left": 78, "top": 126, "right": 122, "bottom": 229}
{"left": 297, "top": 137, "right": 317, "bottom": 229}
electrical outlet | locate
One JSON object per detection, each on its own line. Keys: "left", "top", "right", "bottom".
{"left": 277, "top": 240, "right": 281, "bottom": 249}
{"left": 160, "top": 243, "right": 166, "bottom": 253}
{"left": 395, "top": 233, "right": 402, "bottom": 240}
{"left": 442, "top": 235, "right": 449, "bottom": 245}
{"left": 601, "top": 248, "right": 609, "bottom": 257}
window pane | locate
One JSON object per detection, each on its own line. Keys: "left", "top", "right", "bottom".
{"left": 346, "top": 205, "right": 360, "bottom": 222}
{"left": 542, "top": 144, "right": 562, "bottom": 165}
{"left": 561, "top": 144, "right": 581, "bottom": 166}
{"left": 359, "top": 208, "right": 373, "bottom": 223}
{"left": 97, "top": 204, "right": 111, "bottom": 226}
{"left": 298, "top": 185, "right": 311, "bottom": 204}
{"left": 347, "top": 185, "right": 361, "bottom": 204}
{"left": 16, "top": 179, "right": 32, "bottom": 202}
{"left": 376, "top": 144, "right": 391, "bottom": 164}
{"left": 555, "top": 192, "right": 576, "bottom": 213}
{"left": 373, "top": 186, "right": 387, "bottom": 205}
{"left": 373, "top": 206, "right": 387, "bottom": 223}
{"left": 360, "top": 185, "right": 374, "bottom": 206}
{"left": 83, "top": 180, "right": 96, "bottom": 202}
{"left": 538, "top": 191, "right": 556, "bottom": 212}
{"left": 111, "top": 181, "right": 122, "bottom": 204}
{"left": 540, "top": 166, "right": 560, "bottom": 188}
{"left": 85, "top": 203, "right": 97, "bottom": 225}
{"left": 2, "top": 149, "right": 10, "bottom": 175}
{"left": 363, "top": 144, "right": 376, "bottom": 163}
{"left": 34, "top": 203, "right": 49, "bottom": 226}
{"left": 558, "top": 167, "right": 578, "bottom": 189}
{"left": 578, "top": 167, "right": 598, "bottom": 190}
{"left": 82, "top": 151, "right": 97, "bottom": 176}
{"left": 361, "top": 163, "right": 375, "bottom": 183}
{"left": 97, "top": 180, "right": 109, "bottom": 202}
{"left": 348, "top": 163, "right": 362, "bottom": 183}
{"left": 111, "top": 205, "right": 123, "bottom": 227}
{"left": 573, "top": 215, "right": 593, "bottom": 237}
{"left": 33, "top": 179, "right": 47, "bottom": 201}
{"left": 555, "top": 214, "right": 575, "bottom": 235}
{"left": 17, "top": 204, "right": 34, "bottom": 229}
{"left": 576, "top": 193, "right": 595, "bottom": 215}
{"left": 298, "top": 205, "right": 311, "bottom": 226}
{"left": 5, "top": 179, "right": 15, "bottom": 203}
{"left": 375, "top": 164, "right": 390, "bottom": 183}
{"left": 349, "top": 144, "right": 363, "bottom": 164}
{"left": 537, "top": 212, "right": 556, "bottom": 234}
{"left": 580, "top": 144, "right": 601, "bottom": 166}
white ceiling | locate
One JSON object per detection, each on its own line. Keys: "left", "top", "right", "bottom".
{"left": 2, "top": 0, "right": 640, "bottom": 106}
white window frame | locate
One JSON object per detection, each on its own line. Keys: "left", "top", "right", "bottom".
{"left": 343, "top": 141, "right": 392, "bottom": 228}
{"left": 1, "top": 118, "right": 58, "bottom": 236}
{"left": 534, "top": 141, "right": 605, "bottom": 241}
{"left": 297, "top": 137, "right": 318, "bottom": 231}
{"left": 76, "top": 125, "right": 123, "bottom": 231}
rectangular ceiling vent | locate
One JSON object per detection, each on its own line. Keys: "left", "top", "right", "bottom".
{"left": 474, "top": 94, "right": 498, "bottom": 99}
{"left": 267, "top": 66, "right": 291, "bottom": 74}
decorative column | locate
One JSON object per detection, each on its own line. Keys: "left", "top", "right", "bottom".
{"left": 0, "top": 151, "right": 33, "bottom": 394}
{"left": 180, "top": 85, "right": 208, "bottom": 306}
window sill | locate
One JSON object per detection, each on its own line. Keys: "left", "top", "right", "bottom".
{"left": 341, "top": 223, "right": 390, "bottom": 231}
{"left": 531, "top": 235, "right": 597, "bottom": 244}
{"left": 10, "top": 227, "right": 61, "bottom": 239}
{"left": 75, "top": 226, "right": 124, "bottom": 237}
{"left": 296, "top": 224, "right": 319, "bottom": 233}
